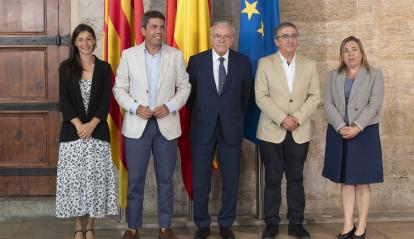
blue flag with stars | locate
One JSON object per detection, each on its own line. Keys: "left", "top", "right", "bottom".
{"left": 239, "top": 0, "right": 280, "bottom": 143}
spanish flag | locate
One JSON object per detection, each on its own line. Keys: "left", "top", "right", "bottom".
{"left": 166, "top": 0, "right": 212, "bottom": 199}
{"left": 103, "top": 0, "right": 144, "bottom": 209}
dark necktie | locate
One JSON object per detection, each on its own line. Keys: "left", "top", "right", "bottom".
{"left": 218, "top": 57, "right": 226, "bottom": 94}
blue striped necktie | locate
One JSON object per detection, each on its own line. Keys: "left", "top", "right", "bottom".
{"left": 218, "top": 57, "right": 226, "bottom": 94}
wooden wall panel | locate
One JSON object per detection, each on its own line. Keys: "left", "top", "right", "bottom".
{"left": 0, "top": 0, "right": 45, "bottom": 33}
{"left": 0, "top": 113, "right": 48, "bottom": 166}
{"left": 0, "top": 48, "right": 46, "bottom": 99}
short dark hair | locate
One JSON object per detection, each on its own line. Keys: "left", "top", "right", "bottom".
{"left": 273, "top": 22, "right": 298, "bottom": 38}
{"left": 142, "top": 10, "right": 165, "bottom": 29}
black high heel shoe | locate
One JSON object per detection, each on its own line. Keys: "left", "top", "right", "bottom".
{"left": 353, "top": 230, "right": 366, "bottom": 239}
{"left": 336, "top": 225, "right": 356, "bottom": 239}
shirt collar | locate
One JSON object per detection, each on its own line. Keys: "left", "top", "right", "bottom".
{"left": 278, "top": 51, "right": 296, "bottom": 65}
{"left": 144, "top": 43, "right": 164, "bottom": 56}
{"left": 212, "top": 49, "right": 229, "bottom": 62}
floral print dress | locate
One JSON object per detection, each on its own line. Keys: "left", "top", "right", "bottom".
{"left": 55, "top": 79, "right": 118, "bottom": 218}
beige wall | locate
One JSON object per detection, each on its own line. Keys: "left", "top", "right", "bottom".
{"left": 72, "top": 0, "right": 414, "bottom": 215}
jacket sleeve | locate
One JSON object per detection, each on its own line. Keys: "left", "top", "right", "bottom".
{"left": 242, "top": 55, "right": 253, "bottom": 111}
{"left": 186, "top": 56, "right": 196, "bottom": 110}
{"left": 324, "top": 71, "right": 346, "bottom": 131}
{"left": 291, "top": 60, "right": 321, "bottom": 125}
{"left": 255, "top": 58, "right": 288, "bottom": 126}
{"left": 354, "top": 69, "right": 384, "bottom": 130}
{"left": 112, "top": 50, "right": 137, "bottom": 112}
{"left": 93, "top": 62, "right": 112, "bottom": 122}
{"left": 59, "top": 67, "right": 79, "bottom": 121}
{"left": 167, "top": 51, "right": 191, "bottom": 111}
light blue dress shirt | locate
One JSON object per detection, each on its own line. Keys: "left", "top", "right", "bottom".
{"left": 130, "top": 45, "right": 176, "bottom": 114}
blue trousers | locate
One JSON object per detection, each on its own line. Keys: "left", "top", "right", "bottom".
{"left": 192, "top": 119, "right": 241, "bottom": 229}
{"left": 124, "top": 119, "right": 177, "bottom": 229}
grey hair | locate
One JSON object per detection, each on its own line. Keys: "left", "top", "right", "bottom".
{"left": 210, "top": 20, "right": 235, "bottom": 35}
{"left": 273, "top": 22, "right": 298, "bottom": 39}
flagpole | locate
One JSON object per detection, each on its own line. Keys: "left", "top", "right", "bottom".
{"left": 187, "top": 196, "right": 193, "bottom": 220}
{"left": 255, "top": 144, "right": 264, "bottom": 219}
{"left": 119, "top": 207, "right": 126, "bottom": 223}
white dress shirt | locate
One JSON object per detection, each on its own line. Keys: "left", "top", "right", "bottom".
{"left": 279, "top": 51, "right": 296, "bottom": 93}
{"left": 212, "top": 49, "right": 229, "bottom": 91}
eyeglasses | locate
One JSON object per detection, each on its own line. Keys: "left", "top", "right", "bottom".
{"left": 212, "top": 34, "right": 234, "bottom": 41}
{"left": 276, "top": 33, "right": 299, "bottom": 41}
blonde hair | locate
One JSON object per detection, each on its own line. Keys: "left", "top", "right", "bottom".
{"left": 338, "top": 36, "right": 370, "bottom": 74}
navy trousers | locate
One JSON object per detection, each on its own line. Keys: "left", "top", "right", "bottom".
{"left": 192, "top": 120, "right": 241, "bottom": 229}
{"left": 124, "top": 119, "right": 177, "bottom": 229}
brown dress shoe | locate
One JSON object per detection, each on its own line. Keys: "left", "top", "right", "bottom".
{"left": 121, "top": 230, "right": 140, "bottom": 239}
{"left": 159, "top": 228, "right": 178, "bottom": 239}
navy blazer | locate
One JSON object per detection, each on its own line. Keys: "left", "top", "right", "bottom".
{"left": 59, "top": 56, "right": 112, "bottom": 142}
{"left": 187, "top": 49, "right": 253, "bottom": 145}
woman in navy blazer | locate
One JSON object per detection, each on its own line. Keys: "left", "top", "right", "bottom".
{"left": 323, "top": 36, "right": 384, "bottom": 239}
{"left": 55, "top": 24, "right": 117, "bottom": 239}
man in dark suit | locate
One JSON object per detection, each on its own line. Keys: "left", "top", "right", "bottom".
{"left": 187, "top": 20, "right": 253, "bottom": 239}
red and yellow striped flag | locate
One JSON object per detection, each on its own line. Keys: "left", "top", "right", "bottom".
{"left": 103, "top": 0, "right": 144, "bottom": 209}
{"left": 166, "top": 0, "right": 212, "bottom": 199}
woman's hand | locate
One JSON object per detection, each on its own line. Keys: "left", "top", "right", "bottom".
{"left": 76, "top": 118, "right": 100, "bottom": 139}
{"left": 340, "top": 126, "right": 361, "bottom": 139}
{"left": 77, "top": 122, "right": 94, "bottom": 139}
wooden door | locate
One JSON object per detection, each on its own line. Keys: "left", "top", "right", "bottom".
{"left": 0, "top": 0, "right": 70, "bottom": 195}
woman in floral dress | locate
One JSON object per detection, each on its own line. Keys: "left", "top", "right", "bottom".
{"left": 56, "top": 23, "right": 117, "bottom": 239}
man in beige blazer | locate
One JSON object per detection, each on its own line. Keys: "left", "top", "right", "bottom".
{"left": 113, "top": 10, "right": 190, "bottom": 239}
{"left": 255, "top": 22, "right": 320, "bottom": 239}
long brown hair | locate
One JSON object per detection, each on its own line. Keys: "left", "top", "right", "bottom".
{"left": 338, "top": 36, "right": 370, "bottom": 74}
{"left": 60, "top": 24, "right": 97, "bottom": 79}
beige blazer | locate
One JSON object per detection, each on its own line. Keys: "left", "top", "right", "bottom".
{"left": 324, "top": 67, "right": 384, "bottom": 131}
{"left": 255, "top": 52, "right": 320, "bottom": 144}
{"left": 113, "top": 43, "right": 191, "bottom": 140}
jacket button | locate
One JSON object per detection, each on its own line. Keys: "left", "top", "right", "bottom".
{"left": 146, "top": 90, "right": 148, "bottom": 93}
{"left": 354, "top": 107, "right": 358, "bottom": 111}
{"left": 290, "top": 99, "right": 293, "bottom": 102}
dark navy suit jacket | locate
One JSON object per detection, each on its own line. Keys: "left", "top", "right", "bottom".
{"left": 187, "top": 49, "right": 253, "bottom": 145}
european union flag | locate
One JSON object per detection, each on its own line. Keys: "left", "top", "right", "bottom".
{"left": 239, "top": 0, "right": 280, "bottom": 143}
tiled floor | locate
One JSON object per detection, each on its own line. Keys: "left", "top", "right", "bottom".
{"left": 1, "top": 217, "right": 414, "bottom": 239}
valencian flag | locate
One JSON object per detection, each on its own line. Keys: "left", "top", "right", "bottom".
{"left": 239, "top": 0, "right": 280, "bottom": 143}
{"left": 103, "top": 0, "right": 144, "bottom": 208}
{"left": 166, "top": 0, "right": 211, "bottom": 199}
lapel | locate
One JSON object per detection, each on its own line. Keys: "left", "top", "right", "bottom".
{"left": 220, "top": 50, "right": 235, "bottom": 95}
{"left": 291, "top": 54, "right": 301, "bottom": 97}
{"left": 336, "top": 71, "right": 346, "bottom": 108}
{"left": 157, "top": 45, "right": 169, "bottom": 89}
{"left": 206, "top": 49, "right": 218, "bottom": 95}
{"left": 86, "top": 56, "right": 99, "bottom": 117}
{"left": 70, "top": 70, "right": 86, "bottom": 118}
{"left": 135, "top": 43, "right": 149, "bottom": 92}
{"left": 271, "top": 52, "right": 291, "bottom": 98}
{"left": 349, "top": 67, "right": 367, "bottom": 103}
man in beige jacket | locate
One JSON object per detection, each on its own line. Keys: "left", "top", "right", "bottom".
{"left": 255, "top": 22, "right": 320, "bottom": 239}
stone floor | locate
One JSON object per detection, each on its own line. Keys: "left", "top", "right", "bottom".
{"left": 1, "top": 216, "right": 414, "bottom": 239}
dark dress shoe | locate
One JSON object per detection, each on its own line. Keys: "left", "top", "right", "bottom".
{"left": 337, "top": 226, "right": 356, "bottom": 239}
{"left": 159, "top": 228, "right": 178, "bottom": 239}
{"left": 288, "top": 224, "right": 310, "bottom": 239}
{"left": 261, "top": 224, "right": 279, "bottom": 239}
{"left": 194, "top": 227, "right": 210, "bottom": 239}
{"left": 353, "top": 230, "right": 366, "bottom": 239}
{"left": 220, "top": 228, "right": 236, "bottom": 239}
{"left": 121, "top": 230, "right": 140, "bottom": 239}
